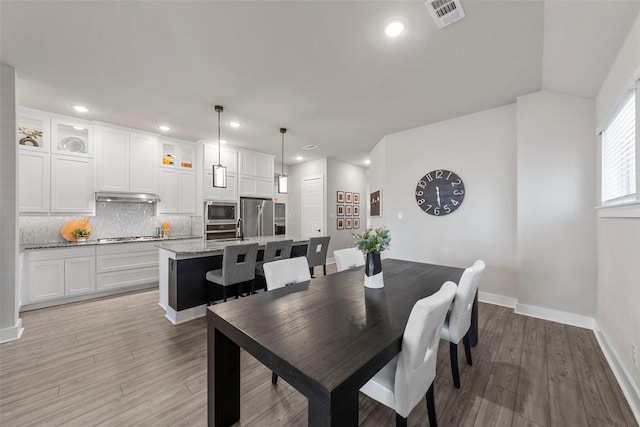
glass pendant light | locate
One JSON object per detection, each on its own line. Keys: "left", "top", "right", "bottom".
{"left": 213, "top": 105, "right": 227, "bottom": 188}
{"left": 278, "top": 128, "right": 288, "bottom": 194}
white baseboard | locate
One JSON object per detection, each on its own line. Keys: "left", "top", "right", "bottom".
{"left": 594, "top": 325, "right": 640, "bottom": 424}
{"left": 478, "top": 291, "right": 517, "bottom": 308}
{"left": 0, "top": 318, "right": 23, "bottom": 343}
{"left": 515, "top": 302, "right": 596, "bottom": 330}
{"left": 163, "top": 304, "right": 207, "bottom": 325}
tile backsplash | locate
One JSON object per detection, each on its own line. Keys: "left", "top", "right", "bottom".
{"left": 20, "top": 202, "right": 203, "bottom": 243}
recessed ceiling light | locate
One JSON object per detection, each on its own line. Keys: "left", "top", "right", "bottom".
{"left": 73, "top": 126, "right": 85, "bottom": 131}
{"left": 385, "top": 21, "right": 405, "bottom": 37}
{"left": 364, "top": 159, "right": 371, "bottom": 165}
{"left": 72, "top": 105, "right": 90, "bottom": 113}
{"left": 220, "top": 139, "right": 227, "bottom": 144}
{"left": 230, "top": 121, "right": 240, "bottom": 128}
{"left": 159, "top": 125, "right": 170, "bottom": 132}
{"left": 296, "top": 156, "right": 303, "bottom": 161}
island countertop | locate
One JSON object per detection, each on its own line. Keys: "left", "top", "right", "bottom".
{"left": 156, "top": 235, "right": 309, "bottom": 258}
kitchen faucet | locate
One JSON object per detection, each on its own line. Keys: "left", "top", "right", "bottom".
{"left": 237, "top": 218, "right": 244, "bottom": 241}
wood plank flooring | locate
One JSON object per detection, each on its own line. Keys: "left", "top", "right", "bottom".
{"left": 1, "top": 267, "right": 637, "bottom": 426}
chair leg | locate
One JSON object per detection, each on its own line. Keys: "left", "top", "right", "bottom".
{"left": 425, "top": 382, "right": 437, "bottom": 427}
{"left": 222, "top": 285, "right": 227, "bottom": 302}
{"left": 450, "top": 342, "right": 460, "bottom": 388}
{"left": 271, "top": 372, "right": 278, "bottom": 384}
{"left": 309, "top": 266, "right": 315, "bottom": 278}
{"left": 323, "top": 264, "right": 327, "bottom": 276}
{"left": 463, "top": 330, "right": 473, "bottom": 366}
{"left": 395, "top": 413, "right": 407, "bottom": 427}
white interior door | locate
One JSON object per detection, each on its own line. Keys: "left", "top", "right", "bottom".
{"left": 302, "top": 175, "right": 324, "bottom": 238}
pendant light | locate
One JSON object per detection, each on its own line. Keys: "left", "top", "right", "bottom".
{"left": 212, "top": 105, "right": 227, "bottom": 188}
{"left": 278, "top": 128, "right": 288, "bottom": 194}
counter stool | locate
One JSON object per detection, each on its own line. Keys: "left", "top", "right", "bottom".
{"left": 254, "top": 239, "right": 294, "bottom": 293}
{"left": 206, "top": 243, "right": 259, "bottom": 303}
{"left": 306, "top": 236, "right": 330, "bottom": 278}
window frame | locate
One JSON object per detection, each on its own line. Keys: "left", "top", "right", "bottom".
{"left": 597, "top": 82, "right": 640, "bottom": 218}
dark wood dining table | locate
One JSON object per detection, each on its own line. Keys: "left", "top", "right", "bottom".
{"left": 207, "top": 258, "right": 472, "bottom": 426}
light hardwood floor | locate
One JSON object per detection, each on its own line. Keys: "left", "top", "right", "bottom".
{"left": 1, "top": 266, "right": 637, "bottom": 427}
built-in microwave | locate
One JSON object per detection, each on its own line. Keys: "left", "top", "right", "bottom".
{"left": 205, "top": 202, "right": 237, "bottom": 223}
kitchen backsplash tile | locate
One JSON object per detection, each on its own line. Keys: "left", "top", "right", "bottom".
{"left": 20, "top": 202, "right": 199, "bottom": 243}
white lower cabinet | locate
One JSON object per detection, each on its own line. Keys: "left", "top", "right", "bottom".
{"left": 26, "top": 247, "right": 96, "bottom": 304}
{"left": 96, "top": 242, "right": 159, "bottom": 291}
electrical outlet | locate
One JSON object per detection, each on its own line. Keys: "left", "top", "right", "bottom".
{"left": 633, "top": 344, "right": 638, "bottom": 366}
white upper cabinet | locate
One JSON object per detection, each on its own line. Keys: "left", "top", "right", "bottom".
{"left": 129, "top": 132, "right": 157, "bottom": 193}
{"left": 238, "top": 150, "right": 274, "bottom": 198}
{"left": 19, "top": 151, "right": 50, "bottom": 213}
{"left": 95, "top": 125, "right": 157, "bottom": 193}
{"left": 203, "top": 143, "right": 238, "bottom": 174}
{"left": 50, "top": 155, "right": 95, "bottom": 214}
{"left": 95, "top": 126, "right": 129, "bottom": 192}
{"left": 157, "top": 138, "right": 197, "bottom": 215}
{"left": 51, "top": 117, "right": 93, "bottom": 157}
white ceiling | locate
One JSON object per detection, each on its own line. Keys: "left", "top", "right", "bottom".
{"left": 1, "top": 1, "right": 638, "bottom": 166}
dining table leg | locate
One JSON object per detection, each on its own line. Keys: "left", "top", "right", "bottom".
{"left": 308, "top": 389, "right": 359, "bottom": 427}
{"left": 208, "top": 322, "right": 240, "bottom": 427}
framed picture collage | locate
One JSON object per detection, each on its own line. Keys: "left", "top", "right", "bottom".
{"left": 336, "top": 191, "right": 360, "bottom": 230}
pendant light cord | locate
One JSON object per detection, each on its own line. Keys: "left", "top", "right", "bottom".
{"left": 217, "top": 108, "right": 221, "bottom": 166}
{"left": 280, "top": 128, "right": 286, "bottom": 176}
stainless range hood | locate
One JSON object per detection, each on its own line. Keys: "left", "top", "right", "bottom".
{"left": 95, "top": 192, "right": 161, "bottom": 203}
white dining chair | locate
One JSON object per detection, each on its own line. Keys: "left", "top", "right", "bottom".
{"left": 263, "top": 256, "right": 312, "bottom": 384}
{"left": 360, "top": 281, "right": 457, "bottom": 427}
{"left": 263, "top": 256, "right": 311, "bottom": 291}
{"left": 333, "top": 247, "right": 365, "bottom": 272}
{"left": 441, "top": 259, "right": 485, "bottom": 388}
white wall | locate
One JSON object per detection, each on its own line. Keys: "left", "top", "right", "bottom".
{"left": 595, "top": 11, "right": 640, "bottom": 407}
{"left": 0, "top": 63, "right": 22, "bottom": 342}
{"left": 370, "top": 104, "right": 518, "bottom": 298}
{"left": 516, "top": 91, "right": 597, "bottom": 317}
{"left": 326, "top": 158, "right": 368, "bottom": 259}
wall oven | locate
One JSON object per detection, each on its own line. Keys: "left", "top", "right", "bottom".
{"left": 204, "top": 202, "right": 238, "bottom": 240}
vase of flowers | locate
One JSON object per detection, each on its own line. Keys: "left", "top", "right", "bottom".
{"left": 353, "top": 226, "right": 391, "bottom": 288}
{"left": 72, "top": 228, "right": 91, "bottom": 242}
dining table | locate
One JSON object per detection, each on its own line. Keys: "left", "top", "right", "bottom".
{"left": 207, "top": 258, "right": 473, "bottom": 426}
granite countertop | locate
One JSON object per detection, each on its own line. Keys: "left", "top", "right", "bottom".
{"left": 20, "top": 235, "right": 202, "bottom": 251}
{"left": 156, "top": 235, "right": 308, "bottom": 256}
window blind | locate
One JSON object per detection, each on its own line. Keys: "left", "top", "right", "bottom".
{"left": 602, "top": 92, "right": 636, "bottom": 203}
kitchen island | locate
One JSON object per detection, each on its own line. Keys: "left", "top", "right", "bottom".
{"left": 156, "top": 235, "right": 309, "bottom": 324}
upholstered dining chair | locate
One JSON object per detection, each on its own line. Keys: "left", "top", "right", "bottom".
{"left": 360, "top": 282, "right": 457, "bottom": 427}
{"left": 254, "top": 239, "right": 294, "bottom": 292}
{"left": 263, "top": 256, "right": 312, "bottom": 384}
{"left": 263, "top": 256, "right": 311, "bottom": 291}
{"left": 205, "top": 243, "right": 259, "bottom": 303}
{"left": 333, "top": 247, "right": 365, "bottom": 272}
{"left": 441, "top": 259, "right": 486, "bottom": 388}
{"left": 306, "top": 236, "right": 330, "bottom": 278}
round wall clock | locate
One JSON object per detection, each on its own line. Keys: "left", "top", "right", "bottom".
{"left": 415, "top": 169, "right": 465, "bottom": 216}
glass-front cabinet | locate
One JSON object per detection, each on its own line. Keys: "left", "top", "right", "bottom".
{"left": 17, "top": 108, "right": 50, "bottom": 151}
{"left": 161, "top": 138, "right": 194, "bottom": 170}
{"left": 51, "top": 117, "right": 93, "bottom": 157}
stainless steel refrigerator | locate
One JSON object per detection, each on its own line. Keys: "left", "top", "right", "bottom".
{"left": 240, "top": 197, "right": 274, "bottom": 238}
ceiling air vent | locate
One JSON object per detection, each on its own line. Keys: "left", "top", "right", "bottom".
{"left": 301, "top": 144, "right": 318, "bottom": 150}
{"left": 425, "top": 0, "right": 465, "bottom": 29}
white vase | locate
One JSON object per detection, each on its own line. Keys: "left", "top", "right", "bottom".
{"left": 364, "top": 252, "right": 384, "bottom": 288}
{"left": 76, "top": 237, "right": 87, "bottom": 243}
